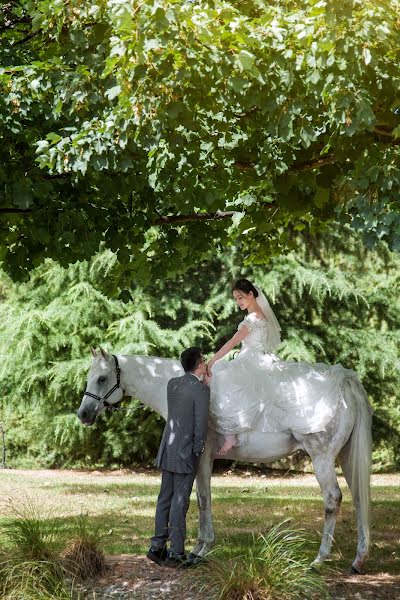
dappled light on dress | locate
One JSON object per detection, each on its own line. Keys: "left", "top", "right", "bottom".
{"left": 210, "top": 313, "right": 352, "bottom": 440}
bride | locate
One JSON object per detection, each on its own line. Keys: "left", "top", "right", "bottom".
{"left": 207, "top": 278, "right": 348, "bottom": 456}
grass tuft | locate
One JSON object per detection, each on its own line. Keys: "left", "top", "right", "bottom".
{"left": 0, "top": 498, "right": 106, "bottom": 599}
{"left": 189, "top": 521, "right": 330, "bottom": 600}
{"left": 0, "top": 557, "right": 71, "bottom": 600}
{"left": 62, "top": 514, "right": 106, "bottom": 579}
{"left": 2, "top": 497, "right": 64, "bottom": 562}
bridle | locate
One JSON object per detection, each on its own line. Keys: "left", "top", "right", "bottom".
{"left": 83, "top": 354, "right": 123, "bottom": 410}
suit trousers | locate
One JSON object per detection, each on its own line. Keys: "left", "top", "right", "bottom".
{"left": 151, "top": 469, "right": 196, "bottom": 555}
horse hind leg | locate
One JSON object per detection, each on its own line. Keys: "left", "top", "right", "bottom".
{"left": 309, "top": 453, "right": 343, "bottom": 568}
{"left": 337, "top": 377, "right": 372, "bottom": 574}
{"left": 338, "top": 441, "right": 369, "bottom": 574}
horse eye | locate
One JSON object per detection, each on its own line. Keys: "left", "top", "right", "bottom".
{"left": 98, "top": 376, "right": 107, "bottom": 384}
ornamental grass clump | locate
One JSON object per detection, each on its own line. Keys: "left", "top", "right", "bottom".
{"left": 0, "top": 498, "right": 105, "bottom": 599}
{"left": 190, "top": 521, "right": 329, "bottom": 600}
{"left": 0, "top": 559, "right": 72, "bottom": 600}
{"left": 0, "top": 497, "right": 69, "bottom": 599}
{"left": 62, "top": 513, "right": 106, "bottom": 579}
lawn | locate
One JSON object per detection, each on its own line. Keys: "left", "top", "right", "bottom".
{"left": 0, "top": 467, "right": 398, "bottom": 578}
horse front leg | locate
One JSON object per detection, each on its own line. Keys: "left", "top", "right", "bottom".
{"left": 309, "top": 454, "right": 343, "bottom": 568}
{"left": 192, "top": 437, "right": 215, "bottom": 557}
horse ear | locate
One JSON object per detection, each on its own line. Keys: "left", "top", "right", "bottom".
{"left": 99, "top": 346, "right": 109, "bottom": 359}
{"left": 90, "top": 347, "right": 97, "bottom": 357}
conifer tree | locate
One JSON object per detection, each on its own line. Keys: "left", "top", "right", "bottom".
{"left": 0, "top": 228, "right": 398, "bottom": 469}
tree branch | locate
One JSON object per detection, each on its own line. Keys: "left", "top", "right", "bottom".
{"left": 0, "top": 208, "right": 238, "bottom": 223}
{"left": 13, "top": 30, "right": 39, "bottom": 46}
{"left": 291, "top": 155, "right": 336, "bottom": 171}
{"left": 0, "top": 207, "right": 32, "bottom": 213}
{"left": 373, "top": 127, "right": 400, "bottom": 144}
{"left": 154, "top": 210, "right": 236, "bottom": 225}
{"left": 234, "top": 155, "right": 337, "bottom": 172}
{"left": 374, "top": 126, "right": 394, "bottom": 137}
{"left": 234, "top": 161, "right": 255, "bottom": 170}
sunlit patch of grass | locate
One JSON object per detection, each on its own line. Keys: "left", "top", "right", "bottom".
{"left": 58, "top": 482, "right": 160, "bottom": 497}
{"left": 188, "top": 521, "right": 330, "bottom": 600}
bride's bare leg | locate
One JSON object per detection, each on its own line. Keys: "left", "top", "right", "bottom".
{"left": 216, "top": 435, "right": 236, "bottom": 456}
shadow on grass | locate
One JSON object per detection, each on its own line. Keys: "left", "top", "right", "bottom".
{"left": 1, "top": 479, "right": 398, "bottom": 575}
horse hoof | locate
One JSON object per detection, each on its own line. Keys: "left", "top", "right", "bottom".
{"left": 350, "top": 565, "right": 364, "bottom": 575}
{"left": 310, "top": 561, "right": 323, "bottom": 573}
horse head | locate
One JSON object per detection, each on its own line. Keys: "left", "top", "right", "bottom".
{"left": 77, "top": 347, "right": 124, "bottom": 425}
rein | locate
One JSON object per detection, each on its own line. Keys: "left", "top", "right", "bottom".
{"left": 83, "top": 354, "right": 123, "bottom": 410}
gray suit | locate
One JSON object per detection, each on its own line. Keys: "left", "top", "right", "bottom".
{"left": 151, "top": 372, "right": 210, "bottom": 554}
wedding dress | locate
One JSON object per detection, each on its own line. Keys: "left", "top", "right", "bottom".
{"left": 209, "top": 312, "right": 352, "bottom": 438}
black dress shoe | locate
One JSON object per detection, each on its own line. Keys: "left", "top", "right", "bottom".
{"left": 164, "top": 550, "right": 187, "bottom": 569}
{"left": 146, "top": 545, "right": 167, "bottom": 566}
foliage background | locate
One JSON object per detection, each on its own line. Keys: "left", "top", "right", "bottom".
{"left": 0, "top": 227, "right": 399, "bottom": 471}
{"left": 1, "top": 0, "right": 400, "bottom": 281}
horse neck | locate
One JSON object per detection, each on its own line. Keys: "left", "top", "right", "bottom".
{"left": 118, "top": 354, "right": 182, "bottom": 418}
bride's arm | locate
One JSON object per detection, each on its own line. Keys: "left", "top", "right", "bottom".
{"left": 207, "top": 326, "right": 250, "bottom": 370}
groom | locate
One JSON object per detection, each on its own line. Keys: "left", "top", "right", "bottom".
{"left": 147, "top": 347, "right": 210, "bottom": 568}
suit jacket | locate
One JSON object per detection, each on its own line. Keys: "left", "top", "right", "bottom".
{"left": 155, "top": 372, "right": 210, "bottom": 474}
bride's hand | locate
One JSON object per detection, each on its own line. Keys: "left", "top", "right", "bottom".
{"left": 206, "top": 359, "right": 215, "bottom": 375}
{"left": 203, "top": 371, "right": 212, "bottom": 386}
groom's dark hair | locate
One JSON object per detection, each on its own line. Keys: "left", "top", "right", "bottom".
{"left": 180, "top": 347, "right": 203, "bottom": 372}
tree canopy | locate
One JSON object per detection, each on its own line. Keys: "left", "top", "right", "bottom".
{"left": 1, "top": 0, "right": 400, "bottom": 280}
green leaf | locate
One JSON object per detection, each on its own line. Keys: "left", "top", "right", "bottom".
{"left": 314, "top": 187, "right": 330, "bottom": 208}
{"left": 46, "top": 132, "right": 62, "bottom": 144}
{"left": 362, "top": 47, "right": 372, "bottom": 65}
{"left": 237, "top": 50, "right": 256, "bottom": 73}
{"left": 105, "top": 85, "right": 121, "bottom": 100}
{"left": 12, "top": 183, "right": 33, "bottom": 209}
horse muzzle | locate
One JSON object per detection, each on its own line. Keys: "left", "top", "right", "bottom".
{"left": 77, "top": 398, "right": 102, "bottom": 425}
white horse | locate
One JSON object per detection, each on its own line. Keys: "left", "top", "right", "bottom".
{"left": 77, "top": 348, "right": 372, "bottom": 573}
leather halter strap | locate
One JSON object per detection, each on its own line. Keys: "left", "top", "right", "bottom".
{"left": 83, "top": 354, "right": 121, "bottom": 408}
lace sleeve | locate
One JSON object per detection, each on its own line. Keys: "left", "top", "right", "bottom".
{"left": 238, "top": 314, "right": 257, "bottom": 333}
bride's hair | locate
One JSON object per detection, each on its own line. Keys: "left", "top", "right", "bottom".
{"left": 232, "top": 278, "right": 259, "bottom": 297}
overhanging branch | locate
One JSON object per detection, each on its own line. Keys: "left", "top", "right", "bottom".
{"left": 0, "top": 207, "right": 239, "bottom": 223}
{"left": 373, "top": 127, "right": 400, "bottom": 145}
{"left": 291, "top": 155, "right": 336, "bottom": 171}
{"left": 0, "top": 207, "right": 32, "bottom": 213}
{"left": 13, "top": 31, "right": 39, "bottom": 46}
{"left": 154, "top": 211, "right": 236, "bottom": 225}
{"left": 234, "top": 155, "right": 337, "bottom": 172}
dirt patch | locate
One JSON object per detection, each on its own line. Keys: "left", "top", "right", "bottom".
{"left": 78, "top": 554, "right": 198, "bottom": 599}
{"left": 78, "top": 555, "right": 400, "bottom": 600}
{"left": 325, "top": 571, "right": 400, "bottom": 600}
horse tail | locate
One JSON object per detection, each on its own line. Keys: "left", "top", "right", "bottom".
{"left": 348, "top": 377, "right": 373, "bottom": 551}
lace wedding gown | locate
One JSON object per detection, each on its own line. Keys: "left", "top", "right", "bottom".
{"left": 209, "top": 313, "right": 351, "bottom": 438}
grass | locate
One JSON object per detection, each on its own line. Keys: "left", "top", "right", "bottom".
{"left": 188, "top": 522, "right": 329, "bottom": 600}
{"left": 61, "top": 513, "right": 106, "bottom": 579}
{"left": 0, "top": 495, "right": 106, "bottom": 599}
{"left": 0, "top": 469, "right": 398, "bottom": 579}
